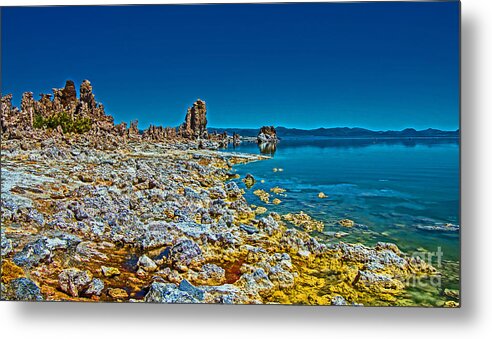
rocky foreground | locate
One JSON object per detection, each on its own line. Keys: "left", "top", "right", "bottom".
{"left": 1, "top": 134, "right": 442, "bottom": 305}
{"left": 0, "top": 80, "right": 447, "bottom": 305}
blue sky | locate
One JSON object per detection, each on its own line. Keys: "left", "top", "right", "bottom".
{"left": 1, "top": 2, "right": 459, "bottom": 130}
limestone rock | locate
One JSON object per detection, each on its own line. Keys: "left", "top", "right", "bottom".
{"left": 137, "top": 254, "right": 158, "bottom": 272}
{"left": 179, "top": 99, "right": 207, "bottom": 139}
{"left": 178, "top": 279, "right": 205, "bottom": 301}
{"left": 20, "top": 92, "right": 35, "bottom": 127}
{"left": 79, "top": 80, "right": 96, "bottom": 112}
{"left": 233, "top": 132, "right": 241, "bottom": 145}
{"left": 2, "top": 79, "right": 118, "bottom": 140}
{"left": 242, "top": 174, "right": 255, "bottom": 188}
{"left": 331, "top": 295, "right": 348, "bottom": 306}
{"left": 236, "top": 268, "right": 275, "bottom": 298}
{"left": 195, "top": 263, "right": 226, "bottom": 285}
{"left": 142, "top": 124, "right": 177, "bottom": 141}
{"left": 282, "top": 211, "right": 324, "bottom": 232}
{"left": 61, "top": 80, "right": 77, "bottom": 108}
{"left": 168, "top": 239, "right": 204, "bottom": 271}
{"left": 13, "top": 238, "right": 52, "bottom": 267}
{"left": 1, "top": 229, "right": 13, "bottom": 256}
{"left": 101, "top": 266, "right": 121, "bottom": 277}
{"left": 257, "top": 126, "right": 278, "bottom": 144}
{"left": 108, "top": 288, "right": 128, "bottom": 299}
{"left": 7, "top": 278, "right": 44, "bottom": 301}
{"left": 128, "top": 120, "right": 139, "bottom": 138}
{"left": 338, "top": 219, "right": 355, "bottom": 227}
{"left": 58, "top": 268, "right": 93, "bottom": 297}
{"left": 144, "top": 281, "right": 199, "bottom": 303}
{"left": 84, "top": 278, "right": 105, "bottom": 297}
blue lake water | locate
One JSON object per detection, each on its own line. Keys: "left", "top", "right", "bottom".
{"left": 225, "top": 137, "right": 460, "bottom": 304}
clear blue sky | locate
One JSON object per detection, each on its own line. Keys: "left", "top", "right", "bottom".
{"left": 1, "top": 2, "right": 459, "bottom": 130}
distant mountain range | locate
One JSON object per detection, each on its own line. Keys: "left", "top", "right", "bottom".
{"left": 208, "top": 127, "right": 459, "bottom": 138}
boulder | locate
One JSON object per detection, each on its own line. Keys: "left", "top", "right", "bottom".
{"left": 84, "top": 278, "right": 105, "bottom": 297}
{"left": 108, "top": 288, "right": 128, "bottom": 299}
{"left": 338, "top": 219, "right": 355, "bottom": 227}
{"left": 195, "top": 263, "right": 226, "bottom": 285}
{"left": 1, "top": 230, "right": 13, "bottom": 256}
{"left": 137, "top": 254, "right": 158, "bottom": 272}
{"left": 168, "top": 239, "right": 204, "bottom": 271}
{"left": 101, "top": 266, "right": 120, "bottom": 277}
{"left": 13, "top": 238, "right": 52, "bottom": 267}
{"left": 331, "top": 295, "right": 348, "bottom": 306}
{"left": 242, "top": 174, "right": 255, "bottom": 188}
{"left": 225, "top": 181, "right": 242, "bottom": 199}
{"left": 144, "top": 281, "right": 199, "bottom": 303}
{"left": 8, "top": 278, "right": 44, "bottom": 301}
{"left": 236, "top": 268, "right": 275, "bottom": 297}
{"left": 178, "top": 279, "right": 205, "bottom": 301}
{"left": 58, "top": 268, "right": 93, "bottom": 297}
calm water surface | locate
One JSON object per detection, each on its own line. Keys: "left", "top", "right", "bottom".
{"left": 225, "top": 137, "right": 460, "bottom": 306}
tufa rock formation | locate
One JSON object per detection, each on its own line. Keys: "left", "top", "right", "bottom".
{"left": 1, "top": 79, "right": 114, "bottom": 138}
{"left": 1, "top": 94, "right": 21, "bottom": 138}
{"left": 1, "top": 80, "right": 240, "bottom": 147}
{"left": 128, "top": 120, "right": 140, "bottom": 139}
{"left": 257, "top": 126, "right": 278, "bottom": 144}
{"left": 61, "top": 80, "right": 77, "bottom": 108}
{"left": 20, "top": 92, "right": 35, "bottom": 127}
{"left": 179, "top": 99, "right": 208, "bottom": 139}
{"left": 232, "top": 132, "right": 241, "bottom": 146}
{"left": 142, "top": 125, "right": 177, "bottom": 142}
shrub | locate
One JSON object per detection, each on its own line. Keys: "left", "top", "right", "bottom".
{"left": 33, "top": 112, "right": 92, "bottom": 134}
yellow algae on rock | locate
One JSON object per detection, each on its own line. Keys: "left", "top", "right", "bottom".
{"left": 1, "top": 260, "right": 25, "bottom": 283}
{"left": 242, "top": 174, "right": 256, "bottom": 188}
{"left": 270, "top": 186, "right": 286, "bottom": 194}
{"left": 255, "top": 206, "right": 268, "bottom": 215}
{"left": 282, "top": 211, "right": 324, "bottom": 232}
{"left": 234, "top": 209, "right": 256, "bottom": 225}
{"left": 108, "top": 288, "right": 128, "bottom": 299}
{"left": 253, "top": 189, "right": 270, "bottom": 203}
{"left": 318, "top": 192, "right": 327, "bottom": 199}
{"left": 272, "top": 198, "right": 282, "bottom": 205}
{"left": 101, "top": 266, "right": 121, "bottom": 277}
{"left": 338, "top": 219, "right": 355, "bottom": 227}
{"left": 444, "top": 301, "right": 460, "bottom": 308}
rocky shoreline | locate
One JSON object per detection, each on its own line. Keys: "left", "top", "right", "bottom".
{"left": 0, "top": 80, "right": 454, "bottom": 306}
{"left": 1, "top": 136, "right": 448, "bottom": 305}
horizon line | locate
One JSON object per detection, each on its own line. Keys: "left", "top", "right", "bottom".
{"left": 206, "top": 126, "right": 460, "bottom": 132}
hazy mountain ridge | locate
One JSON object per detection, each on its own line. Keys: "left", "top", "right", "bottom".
{"left": 208, "top": 127, "right": 459, "bottom": 138}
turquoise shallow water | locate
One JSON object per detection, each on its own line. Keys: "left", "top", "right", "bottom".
{"left": 225, "top": 137, "right": 460, "bottom": 304}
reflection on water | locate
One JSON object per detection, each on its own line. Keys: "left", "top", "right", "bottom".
{"left": 258, "top": 141, "right": 277, "bottom": 155}
{"left": 241, "top": 137, "right": 460, "bottom": 157}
